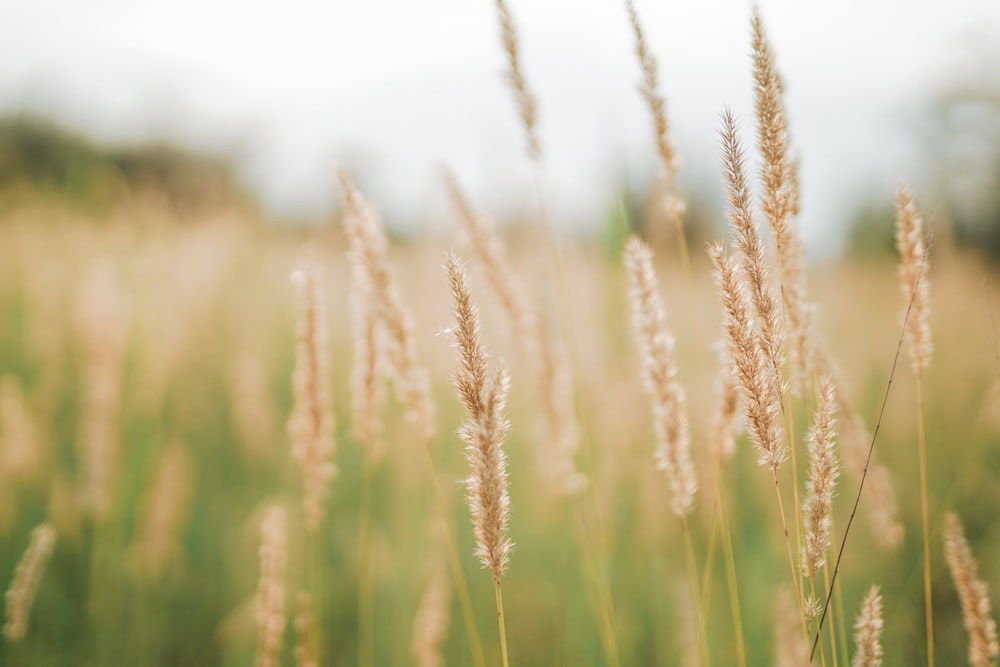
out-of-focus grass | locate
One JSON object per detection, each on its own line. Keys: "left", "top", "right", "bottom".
{"left": 0, "top": 202, "right": 998, "bottom": 666}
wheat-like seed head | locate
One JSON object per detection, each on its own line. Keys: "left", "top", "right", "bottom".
{"left": 710, "top": 243, "right": 786, "bottom": 470}
{"left": 255, "top": 505, "right": 287, "bottom": 667}
{"left": 624, "top": 235, "right": 696, "bottom": 516}
{"left": 749, "top": 9, "right": 813, "bottom": 394}
{"left": 720, "top": 108, "right": 786, "bottom": 402}
{"left": 446, "top": 253, "right": 513, "bottom": 580}
{"left": 945, "top": 513, "right": 1000, "bottom": 667}
{"left": 445, "top": 170, "right": 585, "bottom": 498}
{"left": 894, "top": 185, "right": 932, "bottom": 375}
{"left": 801, "top": 377, "right": 839, "bottom": 578}
{"left": 2, "top": 523, "right": 56, "bottom": 641}
{"left": 75, "top": 263, "right": 129, "bottom": 520}
{"left": 338, "top": 169, "right": 436, "bottom": 445}
{"left": 851, "top": 585, "right": 884, "bottom": 667}
{"left": 494, "top": 0, "right": 540, "bottom": 160}
{"left": 624, "top": 0, "right": 686, "bottom": 230}
{"left": 128, "top": 441, "right": 192, "bottom": 580}
{"left": 774, "top": 586, "right": 807, "bottom": 667}
{"left": 289, "top": 259, "right": 337, "bottom": 534}
{"left": 410, "top": 554, "right": 451, "bottom": 667}
{"left": 0, "top": 376, "right": 41, "bottom": 480}
{"left": 293, "top": 592, "right": 318, "bottom": 667}
{"left": 709, "top": 339, "right": 742, "bottom": 462}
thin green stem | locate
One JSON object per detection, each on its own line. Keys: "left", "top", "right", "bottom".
{"left": 494, "top": 575, "right": 511, "bottom": 667}
{"left": 421, "top": 447, "right": 489, "bottom": 667}
{"left": 680, "top": 516, "right": 710, "bottom": 667}
{"left": 573, "top": 505, "right": 622, "bottom": 667}
{"left": 916, "top": 375, "right": 935, "bottom": 667}
{"left": 357, "top": 455, "right": 374, "bottom": 667}
{"left": 772, "top": 468, "right": 811, "bottom": 653}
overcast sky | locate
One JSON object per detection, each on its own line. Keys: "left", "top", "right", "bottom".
{"left": 1, "top": 0, "right": 998, "bottom": 252}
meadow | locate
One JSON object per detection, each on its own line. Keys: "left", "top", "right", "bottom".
{"left": 1, "top": 3, "right": 1000, "bottom": 667}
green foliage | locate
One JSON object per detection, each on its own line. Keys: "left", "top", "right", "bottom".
{"left": 0, "top": 117, "right": 246, "bottom": 216}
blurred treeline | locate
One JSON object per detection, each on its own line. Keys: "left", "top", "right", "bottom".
{"left": 2, "top": 65, "right": 999, "bottom": 260}
{"left": 0, "top": 117, "right": 252, "bottom": 218}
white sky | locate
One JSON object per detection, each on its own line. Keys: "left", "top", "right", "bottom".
{"left": 1, "top": 0, "right": 998, "bottom": 252}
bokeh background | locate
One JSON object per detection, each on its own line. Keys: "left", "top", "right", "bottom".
{"left": 1, "top": 1, "right": 1000, "bottom": 666}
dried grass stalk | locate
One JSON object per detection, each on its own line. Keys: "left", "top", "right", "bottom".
{"left": 894, "top": 185, "right": 932, "bottom": 374}
{"left": 801, "top": 377, "right": 839, "bottom": 578}
{"left": 624, "top": 235, "right": 696, "bottom": 516}
{"left": 289, "top": 260, "right": 337, "bottom": 534}
{"left": 2, "top": 523, "right": 56, "bottom": 641}
{"left": 446, "top": 253, "right": 513, "bottom": 580}
{"left": 944, "top": 513, "right": 999, "bottom": 667}
{"left": 720, "top": 108, "right": 785, "bottom": 402}
{"left": 0, "top": 376, "right": 42, "bottom": 481}
{"left": 294, "top": 592, "right": 318, "bottom": 667}
{"left": 410, "top": 557, "right": 451, "bottom": 667}
{"left": 494, "top": 0, "right": 540, "bottom": 160}
{"left": 709, "top": 339, "right": 742, "bottom": 462}
{"left": 75, "top": 263, "right": 129, "bottom": 519}
{"left": 255, "top": 506, "right": 288, "bottom": 667}
{"left": 625, "top": 0, "right": 685, "bottom": 231}
{"left": 229, "top": 349, "right": 277, "bottom": 458}
{"left": 445, "top": 171, "right": 585, "bottom": 496}
{"left": 851, "top": 585, "right": 884, "bottom": 667}
{"left": 750, "top": 9, "right": 812, "bottom": 393}
{"left": 774, "top": 586, "right": 807, "bottom": 667}
{"left": 710, "top": 243, "right": 785, "bottom": 470}
{"left": 338, "top": 170, "right": 436, "bottom": 445}
{"left": 128, "top": 442, "right": 193, "bottom": 580}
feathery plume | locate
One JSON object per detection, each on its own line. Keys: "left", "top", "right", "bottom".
{"left": 288, "top": 260, "right": 337, "bottom": 534}
{"left": 895, "top": 185, "right": 932, "bottom": 374}
{"left": 720, "top": 108, "right": 785, "bottom": 400}
{"left": 851, "top": 585, "right": 884, "bottom": 667}
{"left": 410, "top": 557, "right": 451, "bottom": 667}
{"left": 774, "top": 586, "right": 808, "bottom": 667}
{"left": 536, "top": 338, "right": 588, "bottom": 496}
{"left": 293, "top": 593, "right": 318, "bottom": 667}
{"left": 338, "top": 169, "right": 436, "bottom": 445}
{"left": 443, "top": 170, "right": 538, "bottom": 355}
{"left": 801, "top": 377, "right": 839, "bottom": 578}
{"left": 818, "top": 350, "right": 904, "bottom": 549}
{"left": 128, "top": 442, "right": 193, "bottom": 579}
{"left": 750, "top": 9, "right": 812, "bottom": 393}
{"left": 494, "top": 0, "right": 540, "bottom": 160}
{"left": 75, "top": 263, "right": 129, "bottom": 519}
{"left": 624, "top": 0, "right": 685, "bottom": 232}
{"left": 944, "top": 513, "right": 999, "bottom": 667}
{"left": 2, "top": 523, "right": 56, "bottom": 641}
{"left": 0, "top": 376, "right": 42, "bottom": 480}
{"left": 445, "top": 171, "right": 585, "bottom": 496}
{"left": 229, "top": 349, "right": 277, "bottom": 458}
{"left": 255, "top": 506, "right": 288, "bottom": 667}
{"left": 348, "top": 237, "right": 385, "bottom": 454}
{"left": 709, "top": 340, "right": 742, "bottom": 461}
{"left": 710, "top": 243, "right": 785, "bottom": 470}
{"left": 624, "top": 235, "right": 696, "bottom": 516}
{"left": 446, "top": 253, "right": 513, "bottom": 580}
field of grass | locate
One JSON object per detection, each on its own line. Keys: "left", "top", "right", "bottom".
{"left": 1, "top": 4, "right": 999, "bottom": 667}
{"left": 0, "top": 196, "right": 998, "bottom": 666}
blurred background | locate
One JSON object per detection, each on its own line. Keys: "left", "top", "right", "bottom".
{"left": 1, "top": 0, "right": 1000, "bottom": 255}
{"left": 2, "top": 2, "right": 1000, "bottom": 665}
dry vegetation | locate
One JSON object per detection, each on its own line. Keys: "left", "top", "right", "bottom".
{"left": 1, "top": 4, "right": 1000, "bottom": 667}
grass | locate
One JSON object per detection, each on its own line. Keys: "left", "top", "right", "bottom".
{"left": 0, "top": 4, "right": 999, "bottom": 665}
{"left": 0, "top": 208, "right": 997, "bottom": 665}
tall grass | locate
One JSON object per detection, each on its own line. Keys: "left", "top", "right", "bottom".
{"left": 0, "top": 5, "right": 997, "bottom": 667}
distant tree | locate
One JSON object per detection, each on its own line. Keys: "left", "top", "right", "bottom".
{"left": 923, "top": 50, "right": 1000, "bottom": 259}
{"left": 0, "top": 116, "right": 248, "bottom": 217}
